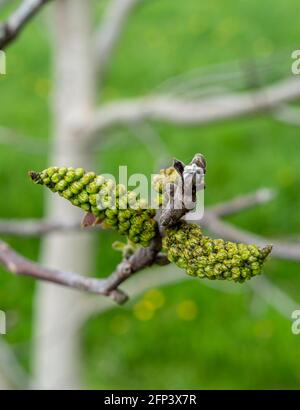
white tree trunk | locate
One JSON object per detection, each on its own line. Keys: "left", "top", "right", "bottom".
{"left": 32, "top": 0, "right": 95, "bottom": 390}
{"left": 0, "top": 372, "right": 11, "bottom": 390}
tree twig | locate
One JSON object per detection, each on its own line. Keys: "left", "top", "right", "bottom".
{"left": 94, "top": 0, "right": 142, "bottom": 81}
{"left": 0, "top": 235, "right": 163, "bottom": 304}
{"left": 0, "top": 240, "right": 127, "bottom": 304}
{"left": 104, "top": 235, "right": 162, "bottom": 293}
{"left": 0, "top": 127, "right": 48, "bottom": 155}
{"left": 0, "top": 219, "right": 101, "bottom": 236}
{"left": 209, "top": 188, "right": 277, "bottom": 217}
{"left": 248, "top": 275, "right": 299, "bottom": 319}
{"left": 130, "top": 122, "right": 171, "bottom": 170}
{"left": 273, "top": 104, "right": 300, "bottom": 126}
{"left": 87, "top": 77, "right": 300, "bottom": 137}
{"left": 0, "top": 0, "right": 52, "bottom": 50}
{"left": 201, "top": 212, "right": 300, "bottom": 262}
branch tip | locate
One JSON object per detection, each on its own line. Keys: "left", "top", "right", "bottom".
{"left": 192, "top": 153, "right": 207, "bottom": 172}
{"left": 28, "top": 170, "right": 40, "bottom": 181}
{"left": 263, "top": 245, "right": 273, "bottom": 257}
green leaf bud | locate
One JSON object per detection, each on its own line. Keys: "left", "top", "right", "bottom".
{"left": 86, "top": 182, "right": 100, "bottom": 194}
{"left": 75, "top": 168, "right": 85, "bottom": 179}
{"left": 61, "top": 188, "right": 73, "bottom": 200}
{"left": 118, "top": 209, "right": 131, "bottom": 221}
{"left": 81, "top": 172, "right": 95, "bottom": 186}
{"left": 47, "top": 167, "right": 58, "bottom": 177}
{"left": 56, "top": 180, "right": 68, "bottom": 191}
{"left": 118, "top": 221, "right": 131, "bottom": 233}
{"left": 70, "top": 181, "right": 83, "bottom": 195}
{"left": 105, "top": 208, "right": 118, "bottom": 219}
{"left": 51, "top": 173, "right": 61, "bottom": 184}
{"left": 58, "top": 167, "right": 68, "bottom": 176}
{"left": 88, "top": 194, "right": 98, "bottom": 206}
{"left": 42, "top": 177, "right": 51, "bottom": 186}
{"left": 78, "top": 190, "right": 89, "bottom": 204}
{"left": 81, "top": 203, "right": 91, "bottom": 212}
{"left": 71, "top": 197, "right": 80, "bottom": 207}
{"left": 64, "top": 170, "right": 76, "bottom": 183}
{"left": 90, "top": 206, "right": 103, "bottom": 218}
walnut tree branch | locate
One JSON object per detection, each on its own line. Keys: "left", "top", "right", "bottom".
{"left": 0, "top": 234, "right": 163, "bottom": 304}
{"left": 103, "top": 235, "right": 162, "bottom": 293}
{"left": 201, "top": 212, "right": 300, "bottom": 262}
{"left": 273, "top": 104, "right": 300, "bottom": 126}
{"left": 0, "top": 239, "right": 128, "bottom": 304}
{"left": 0, "top": 0, "right": 52, "bottom": 50}
{"left": 209, "top": 188, "right": 277, "bottom": 217}
{"left": 87, "top": 77, "right": 300, "bottom": 138}
{"left": 0, "top": 218, "right": 102, "bottom": 236}
{"left": 94, "top": 0, "right": 142, "bottom": 82}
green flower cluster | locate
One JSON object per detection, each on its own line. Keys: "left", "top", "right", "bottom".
{"left": 29, "top": 167, "right": 157, "bottom": 247}
{"left": 152, "top": 167, "right": 179, "bottom": 206}
{"left": 163, "top": 222, "right": 272, "bottom": 282}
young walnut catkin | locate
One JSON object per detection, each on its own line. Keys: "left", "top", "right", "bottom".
{"left": 29, "top": 166, "right": 272, "bottom": 281}
{"left": 29, "top": 167, "right": 157, "bottom": 247}
{"left": 163, "top": 221, "right": 272, "bottom": 282}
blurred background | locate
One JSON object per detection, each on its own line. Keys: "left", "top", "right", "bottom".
{"left": 1, "top": 0, "right": 300, "bottom": 390}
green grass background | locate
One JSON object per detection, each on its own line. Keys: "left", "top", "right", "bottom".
{"left": 1, "top": 0, "right": 300, "bottom": 389}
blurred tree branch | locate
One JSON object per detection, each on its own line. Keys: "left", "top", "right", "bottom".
{"left": 0, "top": 0, "right": 52, "bottom": 50}
{"left": 0, "top": 339, "right": 30, "bottom": 389}
{"left": 0, "top": 127, "right": 47, "bottom": 154}
{"left": 201, "top": 213, "right": 300, "bottom": 262}
{"left": 208, "top": 188, "right": 277, "bottom": 217}
{"left": 273, "top": 104, "right": 300, "bottom": 126}
{"left": 94, "top": 0, "right": 142, "bottom": 83}
{"left": 0, "top": 218, "right": 100, "bottom": 236}
{"left": 86, "top": 77, "right": 300, "bottom": 138}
